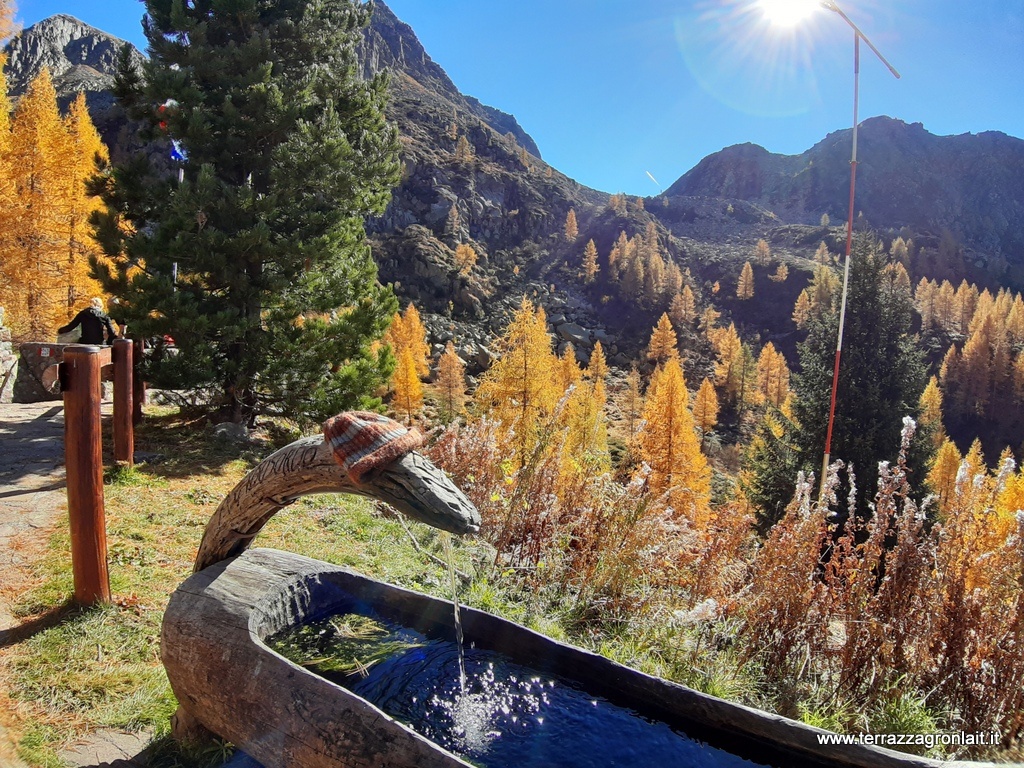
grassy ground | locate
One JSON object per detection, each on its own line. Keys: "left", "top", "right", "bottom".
{"left": 0, "top": 408, "right": 498, "bottom": 767}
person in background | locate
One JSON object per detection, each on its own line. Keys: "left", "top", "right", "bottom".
{"left": 58, "top": 297, "right": 119, "bottom": 345}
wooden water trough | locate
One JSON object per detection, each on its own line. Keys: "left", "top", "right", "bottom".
{"left": 162, "top": 428, "right": 998, "bottom": 768}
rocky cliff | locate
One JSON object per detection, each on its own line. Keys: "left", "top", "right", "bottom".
{"left": 3, "top": 14, "right": 145, "bottom": 160}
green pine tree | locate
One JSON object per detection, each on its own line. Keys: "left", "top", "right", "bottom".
{"left": 784, "top": 236, "right": 929, "bottom": 519}
{"left": 90, "top": 0, "right": 400, "bottom": 426}
{"left": 742, "top": 408, "right": 800, "bottom": 534}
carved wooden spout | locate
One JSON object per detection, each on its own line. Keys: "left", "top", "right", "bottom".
{"left": 193, "top": 434, "right": 481, "bottom": 573}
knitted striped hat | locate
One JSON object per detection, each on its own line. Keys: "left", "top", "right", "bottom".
{"left": 322, "top": 411, "right": 424, "bottom": 484}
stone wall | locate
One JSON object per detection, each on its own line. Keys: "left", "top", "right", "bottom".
{"left": 12, "top": 343, "right": 68, "bottom": 404}
{"left": 0, "top": 307, "right": 16, "bottom": 404}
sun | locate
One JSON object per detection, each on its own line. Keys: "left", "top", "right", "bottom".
{"left": 758, "top": 0, "right": 821, "bottom": 27}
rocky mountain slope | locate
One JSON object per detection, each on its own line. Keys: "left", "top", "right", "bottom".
{"left": 667, "top": 117, "right": 1024, "bottom": 287}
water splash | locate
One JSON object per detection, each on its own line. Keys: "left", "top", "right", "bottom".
{"left": 426, "top": 663, "right": 543, "bottom": 756}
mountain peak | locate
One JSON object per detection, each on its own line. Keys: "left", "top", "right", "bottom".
{"left": 363, "top": 1, "right": 541, "bottom": 158}
{"left": 665, "top": 115, "right": 1024, "bottom": 265}
{"left": 4, "top": 14, "right": 142, "bottom": 98}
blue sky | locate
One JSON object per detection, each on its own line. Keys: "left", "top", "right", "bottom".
{"left": 12, "top": 0, "right": 1024, "bottom": 195}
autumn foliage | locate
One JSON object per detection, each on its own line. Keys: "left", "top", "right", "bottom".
{"left": 0, "top": 68, "right": 110, "bottom": 341}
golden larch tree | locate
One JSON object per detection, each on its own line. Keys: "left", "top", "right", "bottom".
{"left": 753, "top": 238, "right": 771, "bottom": 266}
{"left": 934, "top": 280, "right": 956, "bottom": 332}
{"left": 384, "top": 302, "right": 430, "bottom": 384}
{"left": 619, "top": 246, "right": 644, "bottom": 297}
{"left": 669, "top": 286, "right": 697, "bottom": 327}
{"left": 699, "top": 305, "right": 720, "bottom": 339}
{"left": 556, "top": 345, "right": 583, "bottom": 392}
{"left": 0, "top": 52, "right": 15, "bottom": 309}
{"left": 62, "top": 93, "right": 109, "bottom": 314}
{"left": 643, "top": 250, "right": 665, "bottom": 306}
{"left": 636, "top": 357, "right": 712, "bottom": 525}
{"left": 608, "top": 230, "right": 628, "bottom": 279}
{"left": 400, "top": 302, "right": 430, "bottom": 377}
{"left": 382, "top": 310, "right": 404, "bottom": 353}
{"left": 769, "top": 263, "right": 788, "bottom": 283}
{"left": 736, "top": 261, "right": 754, "bottom": 300}
{"left": 582, "top": 238, "right": 599, "bottom": 283}
{"left": 3, "top": 69, "right": 75, "bottom": 339}
{"left": 435, "top": 341, "right": 466, "bottom": 423}
{"left": 814, "top": 241, "right": 832, "bottom": 264}
{"left": 957, "top": 314, "right": 995, "bottom": 416}
{"left": 808, "top": 262, "right": 840, "bottom": 315}
{"left": 756, "top": 343, "right": 790, "bottom": 408}
{"left": 662, "top": 260, "right": 683, "bottom": 302}
{"left": 561, "top": 341, "right": 609, "bottom": 472}
{"left": 713, "top": 323, "right": 744, "bottom": 402}
{"left": 692, "top": 377, "right": 719, "bottom": 446}
{"left": 1006, "top": 295, "right": 1024, "bottom": 346}
{"left": 918, "top": 375, "right": 946, "bottom": 448}
{"left": 953, "top": 279, "right": 979, "bottom": 334}
{"left": 0, "top": 0, "right": 15, "bottom": 42}
{"left": 454, "top": 243, "right": 477, "bottom": 276}
{"left": 792, "top": 290, "right": 812, "bottom": 328}
{"left": 889, "top": 236, "right": 910, "bottom": 265}
{"left": 475, "top": 297, "right": 560, "bottom": 466}
{"left": 646, "top": 312, "right": 678, "bottom": 365}
{"left": 391, "top": 347, "right": 423, "bottom": 425}
{"left": 454, "top": 135, "right": 473, "bottom": 163}
{"left": 915, "top": 277, "right": 938, "bottom": 331}
{"left": 564, "top": 208, "right": 578, "bottom": 242}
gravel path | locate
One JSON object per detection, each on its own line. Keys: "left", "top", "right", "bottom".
{"left": 0, "top": 400, "right": 156, "bottom": 768}
{"left": 0, "top": 402, "right": 68, "bottom": 627}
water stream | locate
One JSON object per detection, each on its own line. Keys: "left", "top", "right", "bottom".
{"left": 441, "top": 531, "right": 468, "bottom": 694}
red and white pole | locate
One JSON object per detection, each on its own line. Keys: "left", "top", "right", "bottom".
{"left": 818, "top": 2, "right": 899, "bottom": 497}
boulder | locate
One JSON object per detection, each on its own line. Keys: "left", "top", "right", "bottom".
{"left": 556, "top": 322, "right": 590, "bottom": 346}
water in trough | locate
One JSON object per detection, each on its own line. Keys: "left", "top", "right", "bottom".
{"left": 268, "top": 612, "right": 774, "bottom": 768}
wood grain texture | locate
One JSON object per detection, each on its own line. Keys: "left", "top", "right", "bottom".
{"left": 63, "top": 346, "right": 109, "bottom": 605}
{"left": 192, "top": 436, "right": 479, "bottom": 573}
{"left": 163, "top": 549, "right": 473, "bottom": 768}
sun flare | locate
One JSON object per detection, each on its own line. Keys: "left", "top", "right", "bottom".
{"left": 758, "top": 0, "right": 820, "bottom": 27}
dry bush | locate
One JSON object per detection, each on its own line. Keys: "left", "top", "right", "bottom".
{"left": 930, "top": 455, "right": 1024, "bottom": 745}
{"left": 427, "top": 416, "right": 679, "bottom": 618}
{"left": 740, "top": 469, "right": 830, "bottom": 674}
{"left": 429, "top": 406, "right": 1024, "bottom": 753}
{"left": 740, "top": 419, "right": 1024, "bottom": 752}
{"left": 814, "top": 421, "right": 937, "bottom": 703}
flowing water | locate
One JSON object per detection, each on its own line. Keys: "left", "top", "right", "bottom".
{"left": 269, "top": 612, "right": 774, "bottom": 768}
{"left": 441, "top": 531, "right": 468, "bottom": 694}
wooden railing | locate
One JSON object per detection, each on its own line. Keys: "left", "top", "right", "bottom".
{"left": 57, "top": 339, "right": 136, "bottom": 606}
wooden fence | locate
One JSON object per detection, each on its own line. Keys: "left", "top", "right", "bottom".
{"left": 57, "top": 339, "right": 136, "bottom": 606}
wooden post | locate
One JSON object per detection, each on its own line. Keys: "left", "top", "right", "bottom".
{"left": 112, "top": 339, "right": 134, "bottom": 466}
{"left": 64, "top": 345, "right": 110, "bottom": 606}
{"left": 132, "top": 338, "right": 145, "bottom": 426}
